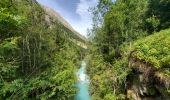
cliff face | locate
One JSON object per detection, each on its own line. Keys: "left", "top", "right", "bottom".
{"left": 126, "top": 57, "right": 170, "bottom": 100}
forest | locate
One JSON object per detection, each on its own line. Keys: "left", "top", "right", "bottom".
{"left": 87, "top": 0, "right": 170, "bottom": 99}
{"left": 0, "top": 0, "right": 83, "bottom": 99}
{"left": 0, "top": 0, "right": 170, "bottom": 100}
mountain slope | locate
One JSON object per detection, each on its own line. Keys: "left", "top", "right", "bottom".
{"left": 42, "top": 6, "right": 87, "bottom": 43}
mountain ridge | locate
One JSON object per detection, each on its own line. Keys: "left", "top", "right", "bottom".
{"left": 42, "top": 5, "right": 87, "bottom": 42}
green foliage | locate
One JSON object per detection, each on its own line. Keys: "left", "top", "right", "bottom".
{"left": 0, "top": 8, "right": 26, "bottom": 40}
{"left": 164, "top": 69, "right": 170, "bottom": 76}
{"left": 0, "top": 37, "right": 20, "bottom": 81}
{"left": 166, "top": 90, "right": 170, "bottom": 93}
{"left": 148, "top": 87, "right": 157, "bottom": 96}
{"left": 132, "top": 29, "right": 170, "bottom": 68}
{"left": 87, "top": 53, "right": 112, "bottom": 100}
{"left": 146, "top": 0, "right": 170, "bottom": 31}
{"left": 0, "top": 0, "right": 82, "bottom": 99}
{"left": 88, "top": 0, "right": 148, "bottom": 99}
{"left": 112, "top": 57, "right": 130, "bottom": 90}
{"left": 104, "top": 94, "right": 116, "bottom": 100}
{"left": 88, "top": 0, "right": 170, "bottom": 99}
{"left": 145, "top": 15, "right": 160, "bottom": 33}
{"left": 104, "top": 0, "right": 148, "bottom": 44}
{"left": 87, "top": 46, "right": 129, "bottom": 99}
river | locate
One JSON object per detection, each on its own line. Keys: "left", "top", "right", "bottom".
{"left": 76, "top": 61, "right": 91, "bottom": 100}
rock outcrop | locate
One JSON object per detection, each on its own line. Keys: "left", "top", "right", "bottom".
{"left": 126, "top": 57, "right": 170, "bottom": 100}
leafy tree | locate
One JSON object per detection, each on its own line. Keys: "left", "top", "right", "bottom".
{"left": 146, "top": 0, "right": 170, "bottom": 32}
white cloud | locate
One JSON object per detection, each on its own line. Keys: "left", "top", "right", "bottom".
{"left": 72, "top": 0, "right": 97, "bottom": 37}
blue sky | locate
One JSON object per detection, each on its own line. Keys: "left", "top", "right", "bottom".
{"left": 36, "top": 0, "right": 98, "bottom": 37}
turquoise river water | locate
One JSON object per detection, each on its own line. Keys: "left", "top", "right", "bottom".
{"left": 76, "top": 61, "right": 91, "bottom": 100}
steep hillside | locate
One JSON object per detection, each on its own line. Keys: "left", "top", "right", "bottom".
{"left": 42, "top": 6, "right": 87, "bottom": 43}
{"left": 87, "top": 0, "right": 170, "bottom": 99}
{"left": 126, "top": 29, "right": 170, "bottom": 100}
{"left": 0, "top": 0, "right": 83, "bottom": 99}
{"left": 43, "top": 6, "right": 74, "bottom": 30}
